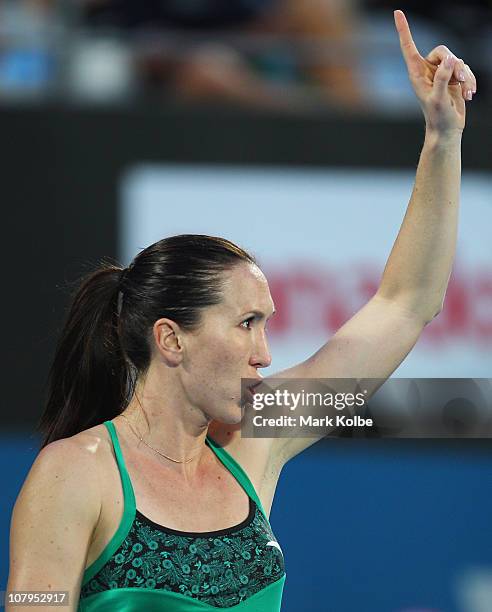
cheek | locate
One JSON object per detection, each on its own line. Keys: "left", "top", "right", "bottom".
{"left": 193, "top": 331, "right": 249, "bottom": 381}
{"left": 212, "top": 336, "right": 248, "bottom": 374}
{"left": 185, "top": 331, "right": 251, "bottom": 409}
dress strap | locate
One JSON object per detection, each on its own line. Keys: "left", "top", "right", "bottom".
{"left": 206, "top": 435, "right": 268, "bottom": 520}
{"left": 103, "top": 420, "right": 136, "bottom": 513}
{"left": 82, "top": 420, "right": 137, "bottom": 585}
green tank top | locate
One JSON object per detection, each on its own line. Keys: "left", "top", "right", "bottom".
{"left": 78, "top": 421, "right": 286, "bottom": 611}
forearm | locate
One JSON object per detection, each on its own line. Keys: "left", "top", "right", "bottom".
{"left": 377, "top": 128, "right": 462, "bottom": 321}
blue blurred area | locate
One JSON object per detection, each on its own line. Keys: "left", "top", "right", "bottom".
{"left": 1, "top": 433, "right": 42, "bottom": 594}
{"left": 0, "top": 49, "right": 54, "bottom": 89}
{"left": 2, "top": 433, "right": 491, "bottom": 611}
{"left": 272, "top": 442, "right": 492, "bottom": 611}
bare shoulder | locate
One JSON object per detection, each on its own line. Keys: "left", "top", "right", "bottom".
{"left": 10, "top": 426, "right": 108, "bottom": 551}
{"left": 7, "top": 426, "right": 108, "bottom": 594}
{"left": 70, "top": 422, "right": 112, "bottom": 456}
{"left": 12, "top": 423, "right": 117, "bottom": 531}
{"left": 17, "top": 426, "right": 108, "bottom": 510}
{"left": 38, "top": 424, "right": 111, "bottom": 473}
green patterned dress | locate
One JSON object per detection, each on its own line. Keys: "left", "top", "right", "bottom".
{"left": 78, "top": 421, "right": 286, "bottom": 611}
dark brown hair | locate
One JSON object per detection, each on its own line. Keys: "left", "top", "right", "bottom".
{"left": 38, "top": 234, "right": 256, "bottom": 448}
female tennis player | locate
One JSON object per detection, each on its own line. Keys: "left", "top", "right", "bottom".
{"left": 7, "top": 10, "right": 475, "bottom": 612}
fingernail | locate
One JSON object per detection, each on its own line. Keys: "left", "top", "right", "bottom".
{"left": 458, "top": 71, "right": 465, "bottom": 82}
{"left": 445, "top": 54, "right": 455, "bottom": 68}
{"left": 466, "top": 90, "right": 473, "bottom": 100}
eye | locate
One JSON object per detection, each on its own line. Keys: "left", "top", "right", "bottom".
{"left": 240, "top": 316, "right": 255, "bottom": 330}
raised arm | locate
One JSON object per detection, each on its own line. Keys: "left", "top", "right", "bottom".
{"left": 268, "top": 10, "right": 476, "bottom": 465}
{"left": 376, "top": 10, "right": 473, "bottom": 315}
{"left": 6, "top": 438, "right": 101, "bottom": 612}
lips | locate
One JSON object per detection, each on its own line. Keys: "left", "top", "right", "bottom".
{"left": 247, "top": 379, "right": 263, "bottom": 394}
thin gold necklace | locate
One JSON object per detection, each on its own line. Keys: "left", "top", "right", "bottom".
{"left": 120, "top": 413, "right": 198, "bottom": 464}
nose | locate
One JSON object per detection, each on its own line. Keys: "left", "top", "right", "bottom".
{"left": 250, "top": 330, "right": 272, "bottom": 369}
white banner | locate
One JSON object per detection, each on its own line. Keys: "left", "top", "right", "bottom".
{"left": 120, "top": 165, "right": 492, "bottom": 377}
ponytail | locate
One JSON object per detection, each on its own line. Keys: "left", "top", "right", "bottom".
{"left": 38, "top": 264, "right": 131, "bottom": 448}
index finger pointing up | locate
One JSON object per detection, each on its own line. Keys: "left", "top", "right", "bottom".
{"left": 394, "top": 9, "right": 422, "bottom": 73}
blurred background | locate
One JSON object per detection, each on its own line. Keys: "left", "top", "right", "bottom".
{"left": 1, "top": 0, "right": 491, "bottom": 610}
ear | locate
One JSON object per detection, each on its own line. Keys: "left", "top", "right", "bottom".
{"left": 152, "top": 318, "right": 184, "bottom": 366}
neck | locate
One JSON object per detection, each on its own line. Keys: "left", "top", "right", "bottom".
{"left": 117, "top": 367, "right": 212, "bottom": 477}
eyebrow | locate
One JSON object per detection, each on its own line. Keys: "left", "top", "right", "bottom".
{"left": 242, "top": 309, "right": 276, "bottom": 320}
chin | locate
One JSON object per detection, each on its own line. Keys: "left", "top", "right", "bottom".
{"left": 212, "top": 400, "right": 244, "bottom": 426}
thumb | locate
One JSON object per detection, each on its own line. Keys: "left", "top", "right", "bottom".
{"left": 432, "top": 54, "right": 456, "bottom": 97}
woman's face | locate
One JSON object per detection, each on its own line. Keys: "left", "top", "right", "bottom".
{"left": 180, "top": 262, "right": 275, "bottom": 424}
